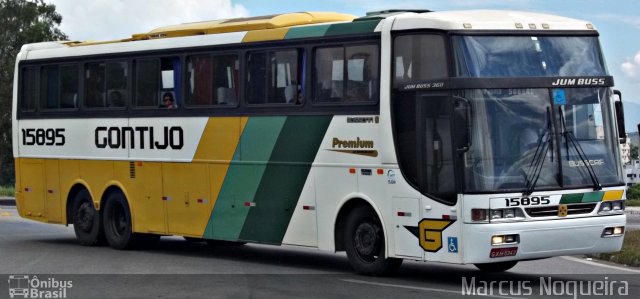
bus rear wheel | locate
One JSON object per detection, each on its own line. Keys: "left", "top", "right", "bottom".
{"left": 72, "top": 189, "right": 105, "bottom": 246}
{"left": 474, "top": 261, "right": 518, "bottom": 272}
{"left": 344, "top": 205, "right": 402, "bottom": 276}
{"left": 103, "top": 191, "right": 159, "bottom": 249}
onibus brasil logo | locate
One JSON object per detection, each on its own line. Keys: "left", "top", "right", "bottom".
{"left": 7, "top": 275, "right": 72, "bottom": 298}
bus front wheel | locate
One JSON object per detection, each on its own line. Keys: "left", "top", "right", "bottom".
{"left": 72, "top": 189, "right": 105, "bottom": 246}
{"left": 474, "top": 261, "right": 518, "bottom": 272}
{"left": 344, "top": 205, "right": 402, "bottom": 276}
{"left": 103, "top": 191, "right": 158, "bottom": 249}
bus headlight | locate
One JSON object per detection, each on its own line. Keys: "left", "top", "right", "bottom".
{"left": 599, "top": 201, "right": 624, "bottom": 215}
{"left": 471, "top": 208, "right": 523, "bottom": 222}
{"left": 503, "top": 209, "right": 516, "bottom": 218}
{"left": 611, "top": 201, "right": 624, "bottom": 211}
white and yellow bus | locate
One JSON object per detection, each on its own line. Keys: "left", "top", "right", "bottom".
{"left": 13, "top": 10, "right": 628, "bottom": 275}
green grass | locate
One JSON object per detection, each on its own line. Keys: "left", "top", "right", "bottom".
{"left": 626, "top": 200, "right": 640, "bottom": 207}
{"left": 592, "top": 230, "right": 640, "bottom": 267}
{"left": 0, "top": 185, "right": 15, "bottom": 197}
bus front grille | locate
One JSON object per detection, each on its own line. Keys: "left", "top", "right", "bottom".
{"left": 525, "top": 203, "right": 597, "bottom": 217}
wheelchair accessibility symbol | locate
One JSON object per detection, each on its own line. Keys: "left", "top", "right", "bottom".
{"left": 447, "top": 237, "right": 458, "bottom": 253}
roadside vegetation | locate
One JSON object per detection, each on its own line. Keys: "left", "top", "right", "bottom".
{"left": 626, "top": 184, "right": 640, "bottom": 206}
{"left": 0, "top": 185, "right": 14, "bottom": 197}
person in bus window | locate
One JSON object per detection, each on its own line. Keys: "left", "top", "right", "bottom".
{"left": 163, "top": 92, "right": 176, "bottom": 109}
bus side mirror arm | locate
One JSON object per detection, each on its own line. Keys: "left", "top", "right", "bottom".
{"left": 613, "top": 90, "right": 626, "bottom": 144}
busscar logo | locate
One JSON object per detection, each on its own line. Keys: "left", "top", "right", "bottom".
{"left": 327, "top": 137, "right": 378, "bottom": 157}
{"left": 7, "top": 275, "right": 72, "bottom": 298}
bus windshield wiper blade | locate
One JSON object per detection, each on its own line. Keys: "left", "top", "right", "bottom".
{"left": 523, "top": 108, "right": 552, "bottom": 196}
{"left": 558, "top": 107, "right": 602, "bottom": 191}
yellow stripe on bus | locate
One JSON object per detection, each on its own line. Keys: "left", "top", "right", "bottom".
{"left": 602, "top": 190, "right": 624, "bottom": 201}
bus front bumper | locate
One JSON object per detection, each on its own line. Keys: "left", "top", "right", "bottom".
{"left": 461, "top": 214, "right": 626, "bottom": 264}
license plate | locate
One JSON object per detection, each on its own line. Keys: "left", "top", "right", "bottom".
{"left": 490, "top": 247, "right": 518, "bottom": 258}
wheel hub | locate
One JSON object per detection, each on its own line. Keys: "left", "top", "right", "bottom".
{"left": 354, "top": 221, "right": 380, "bottom": 260}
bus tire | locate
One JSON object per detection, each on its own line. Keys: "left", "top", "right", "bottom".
{"left": 474, "top": 261, "right": 518, "bottom": 272}
{"left": 72, "top": 189, "right": 105, "bottom": 246}
{"left": 103, "top": 191, "right": 144, "bottom": 250}
{"left": 344, "top": 205, "right": 402, "bottom": 276}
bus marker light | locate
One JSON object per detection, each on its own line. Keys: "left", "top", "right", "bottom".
{"left": 24, "top": 188, "right": 31, "bottom": 192}
{"left": 303, "top": 205, "right": 315, "bottom": 210}
{"left": 137, "top": 161, "right": 143, "bottom": 167}
{"left": 47, "top": 189, "right": 54, "bottom": 194}
{"left": 349, "top": 168, "right": 356, "bottom": 174}
{"left": 244, "top": 202, "right": 256, "bottom": 207}
{"left": 397, "top": 212, "right": 411, "bottom": 217}
{"left": 442, "top": 214, "right": 450, "bottom": 220}
{"left": 197, "top": 199, "right": 208, "bottom": 204}
{"left": 377, "top": 169, "right": 384, "bottom": 175}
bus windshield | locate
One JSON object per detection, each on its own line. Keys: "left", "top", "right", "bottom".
{"left": 452, "top": 35, "right": 607, "bottom": 77}
{"left": 457, "top": 88, "right": 623, "bottom": 193}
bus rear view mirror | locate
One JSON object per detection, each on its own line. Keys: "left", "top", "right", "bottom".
{"left": 453, "top": 97, "right": 471, "bottom": 153}
{"left": 613, "top": 90, "right": 626, "bottom": 144}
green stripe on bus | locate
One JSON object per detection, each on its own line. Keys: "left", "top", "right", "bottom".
{"left": 204, "top": 116, "right": 287, "bottom": 241}
{"left": 284, "top": 24, "right": 331, "bottom": 39}
{"left": 324, "top": 20, "right": 380, "bottom": 36}
{"left": 581, "top": 191, "right": 604, "bottom": 203}
{"left": 238, "top": 116, "right": 332, "bottom": 244}
{"left": 559, "top": 193, "right": 583, "bottom": 204}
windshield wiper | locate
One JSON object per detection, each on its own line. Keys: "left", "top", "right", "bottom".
{"left": 558, "top": 106, "right": 602, "bottom": 191}
{"left": 523, "top": 108, "right": 553, "bottom": 196}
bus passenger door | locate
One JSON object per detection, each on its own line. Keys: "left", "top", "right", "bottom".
{"left": 44, "top": 160, "right": 62, "bottom": 223}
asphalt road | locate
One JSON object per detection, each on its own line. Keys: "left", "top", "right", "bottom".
{"left": 1, "top": 206, "right": 638, "bottom": 299}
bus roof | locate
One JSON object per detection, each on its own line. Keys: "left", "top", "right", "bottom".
{"left": 18, "top": 10, "right": 598, "bottom": 61}
{"left": 390, "top": 10, "right": 596, "bottom": 31}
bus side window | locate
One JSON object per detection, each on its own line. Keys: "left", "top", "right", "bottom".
{"left": 20, "top": 67, "right": 38, "bottom": 112}
{"left": 160, "top": 57, "right": 181, "bottom": 108}
{"left": 40, "top": 65, "right": 59, "bottom": 109}
{"left": 40, "top": 64, "right": 79, "bottom": 110}
{"left": 246, "top": 49, "right": 301, "bottom": 105}
{"left": 134, "top": 59, "right": 160, "bottom": 107}
{"left": 186, "top": 54, "right": 213, "bottom": 106}
{"left": 60, "top": 65, "right": 79, "bottom": 109}
{"left": 213, "top": 54, "right": 239, "bottom": 105}
{"left": 313, "top": 44, "right": 379, "bottom": 104}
